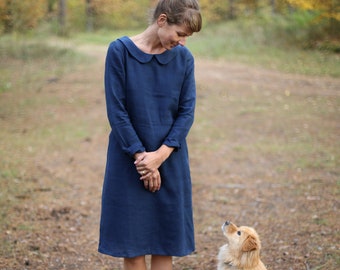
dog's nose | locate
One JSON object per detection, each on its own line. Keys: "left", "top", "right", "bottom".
{"left": 221, "top": 220, "right": 231, "bottom": 231}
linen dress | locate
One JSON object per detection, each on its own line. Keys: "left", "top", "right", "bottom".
{"left": 98, "top": 36, "right": 196, "bottom": 258}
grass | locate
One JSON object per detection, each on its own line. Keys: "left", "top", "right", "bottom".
{"left": 73, "top": 28, "right": 141, "bottom": 45}
{"left": 190, "top": 69, "right": 339, "bottom": 178}
{"left": 2, "top": 30, "right": 332, "bottom": 152}
{"left": 186, "top": 20, "right": 340, "bottom": 77}
{"left": 0, "top": 35, "right": 84, "bottom": 94}
{"left": 69, "top": 19, "right": 340, "bottom": 77}
{"left": 0, "top": 21, "right": 339, "bottom": 268}
{"left": 0, "top": 35, "right": 88, "bottom": 238}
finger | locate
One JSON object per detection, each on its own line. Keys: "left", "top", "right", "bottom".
{"left": 134, "top": 154, "right": 146, "bottom": 165}
{"left": 147, "top": 178, "right": 156, "bottom": 192}
{"left": 152, "top": 179, "right": 158, "bottom": 191}
{"left": 136, "top": 164, "right": 145, "bottom": 170}
{"left": 138, "top": 168, "right": 146, "bottom": 175}
{"left": 143, "top": 180, "right": 149, "bottom": 190}
{"left": 153, "top": 179, "right": 161, "bottom": 192}
{"left": 148, "top": 180, "right": 154, "bottom": 192}
{"left": 139, "top": 171, "right": 149, "bottom": 180}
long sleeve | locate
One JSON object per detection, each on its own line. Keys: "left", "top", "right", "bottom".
{"left": 104, "top": 42, "right": 145, "bottom": 156}
{"left": 162, "top": 53, "right": 196, "bottom": 150}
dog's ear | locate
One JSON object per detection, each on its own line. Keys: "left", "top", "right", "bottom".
{"left": 242, "top": 235, "right": 258, "bottom": 252}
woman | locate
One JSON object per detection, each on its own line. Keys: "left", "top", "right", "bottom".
{"left": 98, "top": 1, "right": 202, "bottom": 269}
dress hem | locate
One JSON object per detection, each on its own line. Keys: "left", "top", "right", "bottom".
{"left": 98, "top": 247, "right": 195, "bottom": 258}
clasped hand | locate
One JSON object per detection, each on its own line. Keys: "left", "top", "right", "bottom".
{"left": 134, "top": 151, "right": 163, "bottom": 192}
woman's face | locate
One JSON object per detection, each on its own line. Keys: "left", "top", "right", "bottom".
{"left": 157, "top": 15, "right": 192, "bottom": 50}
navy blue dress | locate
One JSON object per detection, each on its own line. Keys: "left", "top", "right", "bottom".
{"left": 98, "top": 37, "right": 196, "bottom": 258}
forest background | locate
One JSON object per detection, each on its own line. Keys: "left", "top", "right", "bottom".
{"left": 0, "top": 0, "right": 339, "bottom": 51}
{"left": 0, "top": 0, "right": 340, "bottom": 269}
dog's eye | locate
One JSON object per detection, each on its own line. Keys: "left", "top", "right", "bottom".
{"left": 237, "top": 231, "right": 241, "bottom": 236}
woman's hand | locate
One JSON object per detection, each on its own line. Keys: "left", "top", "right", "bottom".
{"left": 143, "top": 169, "right": 161, "bottom": 192}
{"left": 135, "top": 151, "right": 163, "bottom": 177}
{"left": 134, "top": 145, "right": 174, "bottom": 177}
{"left": 134, "top": 145, "right": 174, "bottom": 192}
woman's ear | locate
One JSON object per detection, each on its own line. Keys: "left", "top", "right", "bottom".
{"left": 157, "top": 13, "right": 167, "bottom": 27}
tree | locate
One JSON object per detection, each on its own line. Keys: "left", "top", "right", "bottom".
{"left": 270, "top": 0, "right": 276, "bottom": 13}
{"left": 58, "top": 0, "right": 67, "bottom": 35}
{"left": 86, "top": 0, "right": 94, "bottom": 32}
{"left": 0, "top": 0, "right": 45, "bottom": 33}
{"left": 287, "top": 0, "right": 340, "bottom": 39}
{"left": 286, "top": 0, "right": 340, "bottom": 21}
{"left": 229, "top": 0, "right": 236, "bottom": 19}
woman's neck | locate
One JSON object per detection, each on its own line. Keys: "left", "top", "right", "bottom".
{"left": 130, "top": 25, "right": 166, "bottom": 54}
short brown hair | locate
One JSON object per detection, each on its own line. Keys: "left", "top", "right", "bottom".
{"left": 152, "top": 0, "right": 202, "bottom": 33}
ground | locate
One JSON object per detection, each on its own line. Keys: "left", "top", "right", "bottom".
{"left": 0, "top": 42, "right": 339, "bottom": 270}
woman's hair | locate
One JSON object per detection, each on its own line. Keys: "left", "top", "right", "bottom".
{"left": 151, "top": 0, "right": 202, "bottom": 33}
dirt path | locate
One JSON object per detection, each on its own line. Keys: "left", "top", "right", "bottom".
{"left": 1, "top": 42, "right": 339, "bottom": 270}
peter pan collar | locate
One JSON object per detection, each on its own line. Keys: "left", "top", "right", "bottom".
{"left": 118, "top": 36, "right": 178, "bottom": 64}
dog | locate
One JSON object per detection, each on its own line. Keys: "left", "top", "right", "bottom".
{"left": 217, "top": 221, "right": 267, "bottom": 270}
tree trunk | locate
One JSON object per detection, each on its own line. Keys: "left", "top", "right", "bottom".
{"left": 48, "top": 0, "right": 55, "bottom": 13}
{"left": 270, "top": 0, "right": 276, "bottom": 14}
{"left": 86, "top": 0, "right": 94, "bottom": 32}
{"left": 329, "top": 0, "right": 340, "bottom": 40}
{"left": 4, "top": 0, "right": 13, "bottom": 33}
{"left": 58, "top": 0, "right": 67, "bottom": 35}
{"left": 228, "top": 0, "right": 235, "bottom": 20}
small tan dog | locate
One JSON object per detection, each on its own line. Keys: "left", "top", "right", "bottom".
{"left": 217, "top": 221, "right": 267, "bottom": 270}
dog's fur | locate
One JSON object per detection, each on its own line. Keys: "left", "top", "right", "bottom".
{"left": 217, "top": 221, "right": 267, "bottom": 270}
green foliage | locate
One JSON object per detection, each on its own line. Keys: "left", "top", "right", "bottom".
{"left": 70, "top": 19, "right": 340, "bottom": 77}
{"left": 187, "top": 17, "right": 340, "bottom": 77}
{"left": 0, "top": 0, "right": 338, "bottom": 51}
{"left": 259, "top": 11, "right": 323, "bottom": 46}
{"left": 199, "top": 0, "right": 229, "bottom": 23}
{"left": 0, "top": 40, "right": 72, "bottom": 61}
{"left": 0, "top": 0, "right": 46, "bottom": 33}
{"left": 73, "top": 29, "right": 141, "bottom": 45}
{"left": 287, "top": 0, "right": 340, "bottom": 21}
{"left": 92, "top": 0, "right": 151, "bottom": 30}
{"left": 68, "top": 0, "right": 87, "bottom": 31}
{"left": 66, "top": 0, "right": 151, "bottom": 31}
{"left": 258, "top": 10, "right": 340, "bottom": 51}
